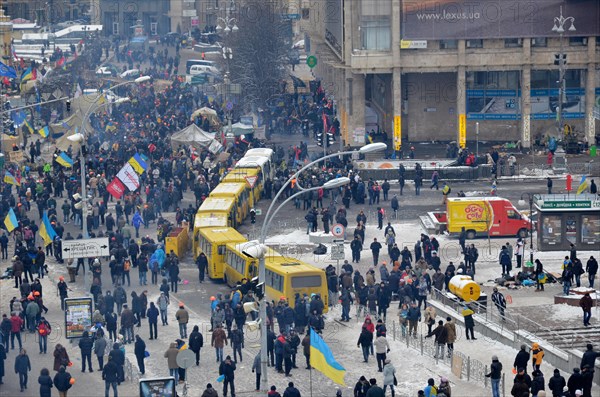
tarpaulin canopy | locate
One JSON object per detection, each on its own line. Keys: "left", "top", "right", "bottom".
{"left": 170, "top": 123, "right": 216, "bottom": 150}
{"left": 223, "top": 122, "right": 254, "bottom": 137}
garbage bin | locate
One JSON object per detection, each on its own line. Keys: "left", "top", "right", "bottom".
{"left": 590, "top": 145, "right": 597, "bottom": 157}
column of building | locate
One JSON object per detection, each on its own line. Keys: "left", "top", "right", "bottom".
{"left": 392, "top": 0, "right": 402, "bottom": 155}
{"left": 456, "top": 40, "right": 466, "bottom": 147}
{"left": 585, "top": 36, "right": 597, "bottom": 145}
{"left": 521, "top": 39, "right": 532, "bottom": 148}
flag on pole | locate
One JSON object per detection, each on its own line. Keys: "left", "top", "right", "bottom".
{"left": 128, "top": 154, "right": 148, "bottom": 175}
{"left": 39, "top": 212, "right": 57, "bottom": 246}
{"left": 23, "top": 119, "right": 34, "bottom": 134}
{"left": 38, "top": 126, "right": 49, "bottom": 138}
{"left": 4, "top": 171, "right": 20, "bottom": 186}
{"left": 20, "top": 67, "right": 36, "bottom": 83}
{"left": 0, "top": 61, "right": 17, "bottom": 78}
{"left": 55, "top": 152, "right": 74, "bottom": 168}
{"left": 309, "top": 328, "right": 346, "bottom": 385}
{"left": 10, "top": 110, "right": 27, "bottom": 127}
{"left": 3, "top": 208, "right": 18, "bottom": 232}
{"left": 576, "top": 175, "right": 589, "bottom": 195}
{"left": 56, "top": 56, "right": 66, "bottom": 68}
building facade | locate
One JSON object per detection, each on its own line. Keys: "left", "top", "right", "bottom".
{"left": 306, "top": 0, "right": 600, "bottom": 148}
{"left": 98, "top": 0, "right": 169, "bottom": 38}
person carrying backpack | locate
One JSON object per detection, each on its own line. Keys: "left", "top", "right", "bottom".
{"left": 37, "top": 317, "right": 51, "bottom": 354}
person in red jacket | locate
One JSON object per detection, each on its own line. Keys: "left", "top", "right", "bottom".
{"left": 10, "top": 312, "right": 23, "bottom": 351}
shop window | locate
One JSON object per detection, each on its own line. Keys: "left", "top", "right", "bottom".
{"left": 541, "top": 216, "right": 562, "bottom": 245}
{"left": 581, "top": 215, "right": 600, "bottom": 245}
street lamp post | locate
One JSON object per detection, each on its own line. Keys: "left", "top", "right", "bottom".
{"left": 68, "top": 76, "right": 150, "bottom": 295}
{"left": 475, "top": 122, "right": 479, "bottom": 158}
{"left": 250, "top": 143, "right": 386, "bottom": 390}
{"left": 216, "top": 11, "right": 238, "bottom": 145}
{"left": 518, "top": 193, "right": 536, "bottom": 264}
{"left": 552, "top": 6, "right": 576, "bottom": 140}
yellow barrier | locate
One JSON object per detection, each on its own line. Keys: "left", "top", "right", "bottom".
{"left": 165, "top": 222, "right": 189, "bottom": 258}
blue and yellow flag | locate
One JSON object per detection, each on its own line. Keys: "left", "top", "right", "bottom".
{"left": 4, "top": 208, "right": 18, "bottom": 232}
{"left": 23, "top": 119, "right": 34, "bottom": 134}
{"left": 39, "top": 212, "right": 57, "bottom": 246}
{"left": 576, "top": 175, "right": 589, "bottom": 195}
{"left": 56, "top": 152, "right": 73, "bottom": 168}
{"left": 38, "top": 126, "right": 49, "bottom": 138}
{"left": 309, "top": 327, "right": 346, "bottom": 385}
{"left": 3, "top": 171, "right": 20, "bottom": 186}
{"left": 128, "top": 153, "right": 148, "bottom": 175}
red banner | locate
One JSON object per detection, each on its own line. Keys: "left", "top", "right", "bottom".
{"left": 106, "top": 177, "right": 126, "bottom": 200}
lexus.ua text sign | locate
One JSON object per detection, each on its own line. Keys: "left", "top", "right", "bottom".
{"left": 62, "top": 237, "right": 110, "bottom": 259}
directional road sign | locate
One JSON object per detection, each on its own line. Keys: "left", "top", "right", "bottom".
{"left": 331, "top": 243, "right": 345, "bottom": 260}
{"left": 62, "top": 237, "right": 110, "bottom": 259}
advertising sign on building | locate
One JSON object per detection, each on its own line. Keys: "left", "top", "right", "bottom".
{"left": 401, "top": 0, "right": 600, "bottom": 40}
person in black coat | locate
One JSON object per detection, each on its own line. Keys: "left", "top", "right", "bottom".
{"left": 14, "top": 348, "right": 31, "bottom": 392}
{"left": 0, "top": 343, "right": 5, "bottom": 384}
{"left": 219, "top": 355, "right": 237, "bottom": 397}
{"left": 105, "top": 312, "right": 118, "bottom": 341}
{"left": 52, "top": 366, "right": 72, "bottom": 395}
{"left": 283, "top": 382, "right": 301, "bottom": 397}
{"left": 513, "top": 344, "right": 530, "bottom": 373}
{"left": 531, "top": 369, "right": 545, "bottom": 396}
{"left": 547, "top": 368, "right": 566, "bottom": 397}
{"left": 38, "top": 368, "right": 53, "bottom": 397}
{"left": 134, "top": 335, "right": 146, "bottom": 375}
{"left": 580, "top": 344, "right": 600, "bottom": 370}
{"left": 567, "top": 368, "right": 584, "bottom": 397}
{"left": 78, "top": 330, "right": 94, "bottom": 372}
{"left": 103, "top": 291, "right": 115, "bottom": 314}
{"left": 189, "top": 325, "right": 204, "bottom": 366}
{"left": 146, "top": 302, "right": 159, "bottom": 340}
{"left": 102, "top": 356, "right": 120, "bottom": 396}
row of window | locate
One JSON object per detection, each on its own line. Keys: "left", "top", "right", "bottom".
{"left": 226, "top": 250, "right": 249, "bottom": 276}
{"left": 466, "top": 70, "right": 583, "bottom": 90}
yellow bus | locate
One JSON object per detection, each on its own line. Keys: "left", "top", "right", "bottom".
{"left": 197, "top": 196, "right": 239, "bottom": 228}
{"left": 235, "top": 155, "right": 273, "bottom": 181}
{"left": 198, "top": 228, "right": 247, "bottom": 279}
{"left": 222, "top": 168, "right": 262, "bottom": 206}
{"left": 209, "top": 182, "right": 250, "bottom": 222}
{"left": 223, "top": 243, "right": 328, "bottom": 311}
{"left": 192, "top": 212, "right": 229, "bottom": 258}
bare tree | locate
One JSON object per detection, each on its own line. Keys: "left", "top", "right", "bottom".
{"left": 225, "top": 1, "right": 290, "bottom": 111}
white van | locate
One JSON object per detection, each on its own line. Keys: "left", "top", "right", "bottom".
{"left": 189, "top": 64, "right": 220, "bottom": 76}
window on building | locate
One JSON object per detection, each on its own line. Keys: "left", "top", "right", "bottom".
{"left": 532, "top": 37, "right": 547, "bottom": 47}
{"left": 569, "top": 37, "right": 587, "bottom": 46}
{"left": 466, "top": 39, "right": 483, "bottom": 48}
{"left": 504, "top": 38, "right": 522, "bottom": 48}
{"left": 112, "top": 22, "right": 119, "bottom": 35}
{"left": 360, "top": 0, "right": 391, "bottom": 51}
{"left": 439, "top": 40, "right": 458, "bottom": 49}
{"left": 302, "top": 8, "right": 309, "bottom": 19}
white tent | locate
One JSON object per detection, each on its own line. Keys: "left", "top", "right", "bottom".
{"left": 170, "top": 123, "right": 215, "bottom": 150}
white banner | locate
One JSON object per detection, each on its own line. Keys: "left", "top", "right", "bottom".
{"left": 117, "top": 163, "right": 140, "bottom": 191}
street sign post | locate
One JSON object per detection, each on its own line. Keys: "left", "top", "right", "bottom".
{"left": 332, "top": 224, "right": 345, "bottom": 237}
{"left": 331, "top": 243, "right": 345, "bottom": 260}
{"left": 61, "top": 237, "right": 110, "bottom": 259}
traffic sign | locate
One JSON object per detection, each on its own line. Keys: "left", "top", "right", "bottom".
{"left": 226, "top": 101, "right": 233, "bottom": 111}
{"left": 254, "top": 209, "right": 262, "bottom": 216}
{"left": 332, "top": 223, "right": 345, "bottom": 237}
{"left": 306, "top": 55, "right": 317, "bottom": 69}
{"left": 62, "top": 237, "right": 110, "bottom": 259}
{"left": 245, "top": 175, "right": 258, "bottom": 188}
{"left": 331, "top": 243, "right": 345, "bottom": 260}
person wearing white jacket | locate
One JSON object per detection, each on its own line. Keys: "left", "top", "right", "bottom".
{"left": 383, "top": 358, "right": 396, "bottom": 397}
{"left": 374, "top": 334, "right": 390, "bottom": 372}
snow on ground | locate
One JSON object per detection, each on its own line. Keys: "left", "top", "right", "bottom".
{"left": 548, "top": 303, "right": 587, "bottom": 322}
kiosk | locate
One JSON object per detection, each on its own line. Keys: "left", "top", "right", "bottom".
{"left": 534, "top": 194, "right": 600, "bottom": 251}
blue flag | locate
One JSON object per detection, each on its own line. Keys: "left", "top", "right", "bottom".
{"left": 0, "top": 61, "right": 17, "bottom": 78}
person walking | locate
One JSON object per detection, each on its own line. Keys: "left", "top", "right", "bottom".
{"left": 157, "top": 292, "right": 169, "bottom": 326}
{"left": 164, "top": 342, "right": 180, "bottom": 383}
{"left": 357, "top": 326, "right": 374, "bottom": 363}
{"left": 547, "top": 368, "right": 566, "bottom": 397}
{"left": 15, "top": 348, "right": 31, "bottom": 392}
{"left": 425, "top": 320, "right": 448, "bottom": 359}
{"left": 94, "top": 333, "right": 107, "bottom": 371}
{"left": 491, "top": 287, "right": 507, "bottom": 319}
{"left": 134, "top": 335, "right": 146, "bottom": 375}
{"left": 102, "top": 356, "right": 119, "bottom": 397}
{"left": 382, "top": 358, "right": 397, "bottom": 397}
{"left": 406, "top": 302, "right": 421, "bottom": 338}
{"left": 252, "top": 352, "right": 262, "bottom": 392}
{"left": 78, "top": 330, "right": 94, "bottom": 372}
{"left": 53, "top": 366, "right": 73, "bottom": 397}
{"left": 231, "top": 325, "right": 244, "bottom": 363}
{"left": 219, "top": 355, "right": 237, "bottom": 397}
{"left": 586, "top": 256, "right": 598, "bottom": 288}
{"left": 175, "top": 303, "right": 189, "bottom": 339}
{"left": 189, "top": 325, "right": 204, "bottom": 366}
{"left": 196, "top": 253, "right": 208, "bottom": 283}
{"left": 146, "top": 302, "right": 159, "bottom": 339}
{"left": 579, "top": 293, "right": 593, "bottom": 327}
{"left": 531, "top": 343, "right": 545, "bottom": 372}
{"left": 37, "top": 316, "right": 51, "bottom": 354}
{"left": 462, "top": 306, "right": 476, "bottom": 340}
{"left": 38, "top": 368, "right": 53, "bottom": 397}
{"left": 444, "top": 317, "right": 456, "bottom": 357}
{"left": 283, "top": 381, "right": 301, "bottom": 397}
{"left": 485, "top": 355, "right": 503, "bottom": 397}
{"left": 374, "top": 333, "right": 390, "bottom": 372}
{"left": 211, "top": 324, "right": 227, "bottom": 362}
{"left": 53, "top": 344, "right": 70, "bottom": 372}
{"left": 120, "top": 304, "right": 135, "bottom": 344}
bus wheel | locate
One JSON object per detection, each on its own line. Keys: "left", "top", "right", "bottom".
{"left": 466, "top": 230, "right": 476, "bottom": 239}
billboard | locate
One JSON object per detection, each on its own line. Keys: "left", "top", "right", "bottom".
{"left": 401, "top": 0, "right": 600, "bottom": 40}
{"left": 325, "top": 0, "right": 344, "bottom": 57}
{"left": 64, "top": 297, "right": 93, "bottom": 339}
{"left": 139, "top": 377, "right": 176, "bottom": 397}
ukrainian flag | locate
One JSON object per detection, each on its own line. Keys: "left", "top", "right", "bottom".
{"left": 3, "top": 171, "right": 20, "bottom": 186}
{"left": 576, "top": 175, "right": 589, "bottom": 195}
{"left": 4, "top": 208, "right": 18, "bottom": 232}
{"left": 39, "top": 212, "right": 57, "bottom": 246}
{"left": 128, "top": 153, "right": 147, "bottom": 175}
{"left": 23, "top": 119, "right": 34, "bottom": 134}
{"left": 20, "top": 67, "right": 36, "bottom": 83}
{"left": 38, "top": 126, "right": 49, "bottom": 138}
{"left": 309, "top": 327, "right": 346, "bottom": 386}
{"left": 56, "top": 152, "right": 74, "bottom": 168}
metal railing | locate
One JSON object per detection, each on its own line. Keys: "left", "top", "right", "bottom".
{"left": 390, "top": 320, "right": 506, "bottom": 396}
